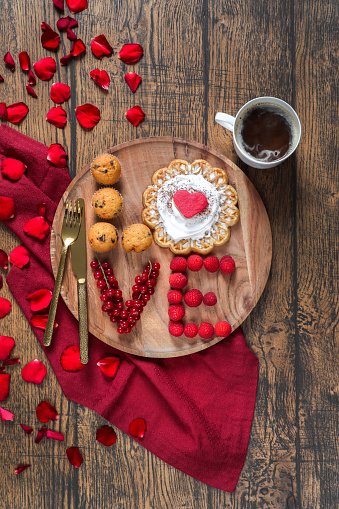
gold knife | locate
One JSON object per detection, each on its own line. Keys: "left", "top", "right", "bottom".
{"left": 71, "top": 198, "right": 89, "bottom": 364}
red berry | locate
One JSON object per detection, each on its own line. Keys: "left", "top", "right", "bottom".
{"left": 184, "top": 323, "right": 198, "bottom": 338}
{"left": 148, "top": 287, "right": 155, "bottom": 295}
{"left": 105, "top": 268, "right": 114, "bottom": 276}
{"left": 146, "top": 278, "right": 157, "bottom": 287}
{"left": 132, "top": 292, "right": 139, "bottom": 300}
{"left": 94, "top": 270, "right": 103, "bottom": 280}
{"left": 114, "top": 289, "right": 122, "bottom": 299}
{"left": 106, "top": 301, "right": 114, "bottom": 310}
{"left": 120, "top": 309, "right": 129, "bottom": 319}
{"left": 150, "top": 270, "right": 159, "bottom": 278}
{"left": 140, "top": 274, "right": 148, "bottom": 282}
{"left": 152, "top": 262, "right": 160, "bottom": 270}
{"left": 120, "top": 320, "right": 128, "bottom": 328}
{"left": 184, "top": 289, "right": 203, "bottom": 307}
{"left": 102, "top": 261, "right": 109, "bottom": 269}
{"left": 198, "top": 322, "right": 214, "bottom": 339}
{"left": 203, "top": 256, "right": 219, "bottom": 273}
{"left": 140, "top": 285, "right": 148, "bottom": 294}
{"left": 116, "top": 302, "right": 124, "bottom": 310}
{"left": 168, "top": 321, "right": 184, "bottom": 337}
{"left": 214, "top": 321, "right": 232, "bottom": 337}
{"left": 110, "top": 315, "right": 118, "bottom": 323}
{"left": 125, "top": 300, "right": 133, "bottom": 308}
{"left": 135, "top": 276, "right": 142, "bottom": 284}
{"left": 127, "top": 315, "right": 135, "bottom": 324}
{"left": 132, "top": 284, "right": 140, "bottom": 293}
{"left": 133, "top": 299, "right": 142, "bottom": 308}
{"left": 125, "top": 326, "right": 132, "bottom": 334}
{"left": 100, "top": 294, "right": 108, "bottom": 302}
{"left": 113, "top": 308, "right": 120, "bottom": 317}
{"left": 102, "top": 304, "right": 107, "bottom": 312}
{"left": 167, "top": 290, "right": 182, "bottom": 304}
{"left": 169, "top": 272, "right": 188, "bottom": 289}
{"left": 187, "top": 254, "right": 203, "bottom": 272}
{"left": 168, "top": 304, "right": 185, "bottom": 321}
{"left": 106, "top": 289, "right": 114, "bottom": 298}
{"left": 117, "top": 326, "right": 124, "bottom": 334}
{"left": 170, "top": 257, "right": 187, "bottom": 272}
{"left": 220, "top": 255, "right": 236, "bottom": 274}
{"left": 142, "top": 294, "right": 150, "bottom": 302}
{"left": 90, "top": 260, "right": 99, "bottom": 269}
{"left": 97, "top": 279, "right": 106, "bottom": 289}
{"left": 203, "top": 292, "right": 217, "bottom": 306}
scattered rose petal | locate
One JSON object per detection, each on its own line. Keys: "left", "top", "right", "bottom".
{"left": 36, "top": 401, "right": 58, "bottom": 423}
{"left": 7, "top": 102, "right": 29, "bottom": 124}
{"left": 15, "top": 465, "right": 30, "bottom": 475}
{"left": 19, "top": 52, "right": 30, "bottom": 71}
{"left": 60, "top": 346, "right": 85, "bottom": 372}
{"left": 129, "top": 418, "right": 147, "bottom": 439}
{"left": 0, "top": 196, "right": 15, "bottom": 220}
{"left": 0, "top": 76, "right": 3, "bottom": 82}
{"left": 66, "top": 0, "right": 87, "bottom": 14}
{"left": 0, "top": 103, "right": 7, "bottom": 120}
{"left": 53, "top": 0, "right": 64, "bottom": 10}
{"left": 20, "top": 424, "right": 33, "bottom": 434}
{"left": 41, "top": 22, "right": 53, "bottom": 31}
{"left": 0, "top": 275, "right": 2, "bottom": 290}
{"left": 119, "top": 44, "right": 143, "bottom": 64}
{"left": 41, "top": 30, "right": 60, "bottom": 50}
{"left": 28, "top": 70, "right": 36, "bottom": 85}
{"left": 97, "top": 356, "right": 120, "bottom": 378}
{"left": 91, "top": 35, "right": 113, "bottom": 59}
{"left": 33, "top": 57, "right": 56, "bottom": 81}
{"left": 67, "top": 28, "right": 77, "bottom": 41}
{"left": 66, "top": 446, "right": 83, "bottom": 467}
{"left": 0, "top": 405, "right": 13, "bottom": 421}
{"left": 37, "top": 203, "right": 47, "bottom": 217}
{"left": 60, "top": 53, "right": 72, "bottom": 66}
{"left": 50, "top": 83, "right": 71, "bottom": 103}
{"left": 90, "top": 69, "right": 110, "bottom": 90}
{"left": 23, "top": 216, "right": 50, "bottom": 240}
{"left": 26, "top": 289, "right": 52, "bottom": 312}
{"left": 30, "top": 315, "right": 58, "bottom": 330}
{"left": 9, "top": 246, "right": 30, "bottom": 268}
{"left": 47, "top": 143, "right": 68, "bottom": 167}
{"left": 126, "top": 105, "right": 145, "bottom": 127}
{"left": 46, "top": 105, "right": 67, "bottom": 128}
{"left": 67, "top": 17, "right": 78, "bottom": 29}
{"left": 0, "top": 249, "right": 8, "bottom": 269}
{"left": 35, "top": 426, "right": 47, "bottom": 443}
{"left": 75, "top": 103, "right": 100, "bottom": 128}
{"left": 0, "top": 297, "right": 11, "bottom": 319}
{"left": 124, "top": 72, "right": 142, "bottom": 93}
{"left": 4, "top": 52, "right": 15, "bottom": 71}
{"left": 70, "top": 39, "right": 86, "bottom": 57}
{"left": 26, "top": 85, "right": 38, "bottom": 98}
{"left": 0, "top": 373, "right": 10, "bottom": 401}
{"left": 46, "top": 430, "right": 64, "bottom": 441}
{"left": 22, "top": 359, "right": 47, "bottom": 384}
{"left": 96, "top": 425, "right": 117, "bottom": 446}
{"left": 1, "top": 158, "right": 26, "bottom": 181}
{"left": 2, "top": 358, "right": 20, "bottom": 366}
{"left": 0, "top": 336, "right": 15, "bottom": 360}
{"left": 57, "top": 17, "right": 69, "bottom": 31}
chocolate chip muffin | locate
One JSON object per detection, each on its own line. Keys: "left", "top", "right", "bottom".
{"left": 90, "top": 154, "right": 121, "bottom": 185}
{"left": 92, "top": 188, "right": 123, "bottom": 220}
{"left": 88, "top": 222, "right": 118, "bottom": 252}
{"left": 122, "top": 224, "right": 153, "bottom": 253}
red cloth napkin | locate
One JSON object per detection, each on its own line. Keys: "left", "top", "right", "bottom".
{"left": 0, "top": 125, "right": 258, "bottom": 492}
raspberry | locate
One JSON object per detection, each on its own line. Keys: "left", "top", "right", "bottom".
{"left": 187, "top": 254, "right": 203, "bottom": 272}
{"left": 203, "top": 292, "right": 217, "bottom": 306}
{"left": 168, "top": 321, "right": 184, "bottom": 337}
{"left": 170, "top": 256, "right": 187, "bottom": 272}
{"left": 215, "top": 321, "right": 232, "bottom": 337}
{"left": 203, "top": 256, "right": 219, "bottom": 273}
{"left": 220, "top": 255, "right": 235, "bottom": 274}
{"left": 169, "top": 272, "right": 188, "bottom": 289}
{"left": 184, "top": 289, "right": 203, "bottom": 307}
{"left": 167, "top": 290, "right": 183, "bottom": 304}
{"left": 198, "top": 322, "right": 214, "bottom": 339}
{"left": 168, "top": 304, "right": 185, "bottom": 321}
{"left": 184, "top": 323, "right": 198, "bottom": 338}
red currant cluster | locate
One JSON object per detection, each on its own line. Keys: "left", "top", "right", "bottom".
{"left": 90, "top": 260, "right": 160, "bottom": 335}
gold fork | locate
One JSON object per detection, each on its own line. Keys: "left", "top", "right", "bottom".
{"left": 43, "top": 199, "right": 81, "bottom": 347}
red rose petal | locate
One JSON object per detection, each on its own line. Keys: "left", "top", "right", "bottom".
{"left": 53, "top": 0, "right": 64, "bottom": 10}
{"left": 28, "top": 70, "right": 36, "bottom": 85}
{"left": 2, "top": 358, "right": 20, "bottom": 366}
{"left": 66, "top": 0, "right": 87, "bottom": 14}
{"left": 9, "top": 246, "right": 30, "bottom": 268}
{"left": 46, "top": 105, "right": 67, "bottom": 128}
{"left": 7, "top": 102, "right": 29, "bottom": 124}
{"left": 36, "top": 204, "right": 46, "bottom": 218}
{"left": 0, "top": 76, "right": 4, "bottom": 82}
{"left": 4, "top": 52, "right": 15, "bottom": 71}
{"left": 60, "top": 53, "right": 72, "bottom": 66}
{"left": 75, "top": 103, "right": 100, "bottom": 128}
{"left": 90, "top": 69, "right": 110, "bottom": 90}
{"left": 128, "top": 418, "right": 147, "bottom": 439}
{"left": 35, "top": 426, "right": 47, "bottom": 443}
{"left": 41, "top": 29, "right": 61, "bottom": 50}
{"left": 50, "top": 83, "right": 71, "bottom": 103}
{"left": 96, "top": 356, "right": 120, "bottom": 378}
{"left": 26, "top": 289, "right": 52, "bottom": 312}
{"left": 20, "top": 424, "right": 33, "bottom": 434}
{"left": 66, "top": 446, "right": 83, "bottom": 467}
{"left": 47, "top": 143, "right": 68, "bottom": 167}
{"left": 57, "top": 17, "right": 70, "bottom": 31}
{"left": 60, "top": 346, "right": 85, "bottom": 372}
{"left": 26, "top": 85, "right": 38, "bottom": 98}
{"left": 19, "top": 52, "right": 30, "bottom": 71}
{"left": 67, "top": 16, "right": 78, "bottom": 29}
{"left": 1, "top": 158, "right": 26, "bottom": 181}
{"left": 15, "top": 465, "right": 30, "bottom": 475}
{"left": 0, "top": 196, "right": 15, "bottom": 220}
{"left": 0, "top": 373, "right": 10, "bottom": 401}
{"left": 91, "top": 35, "right": 113, "bottom": 59}
{"left": 0, "top": 297, "right": 11, "bottom": 319}
{"left": 23, "top": 216, "right": 50, "bottom": 240}
{"left": 124, "top": 72, "right": 142, "bottom": 93}
{"left": 67, "top": 28, "right": 77, "bottom": 41}
{"left": 96, "top": 425, "right": 117, "bottom": 446}
{"left": 70, "top": 39, "right": 86, "bottom": 57}
{"left": 21, "top": 359, "right": 47, "bottom": 384}
{"left": 41, "top": 22, "right": 53, "bottom": 31}
{"left": 30, "top": 314, "right": 58, "bottom": 330}
{"left": 0, "top": 249, "right": 8, "bottom": 269}
{"left": 119, "top": 44, "right": 143, "bottom": 64}
{"left": 126, "top": 105, "right": 145, "bottom": 127}
{"left": 0, "top": 103, "right": 7, "bottom": 120}
{"left": 33, "top": 57, "right": 56, "bottom": 81}
{"left": 36, "top": 400, "right": 58, "bottom": 423}
{"left": 0, "top": 336, "right": 15, "bottom": 360}
{"left": 0, "top": 406, "right": 14, "bottom": 421}
{"left": 47, "top": 430, "right": 64, "bottom": 441}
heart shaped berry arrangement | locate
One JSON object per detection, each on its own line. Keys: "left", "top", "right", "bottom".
{"left": 173, "top": 190, "right": 208, "bottom": 218}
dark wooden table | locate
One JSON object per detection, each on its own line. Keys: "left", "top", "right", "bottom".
{"left": 0, "top": 0, "right": 338, "bottom": 507}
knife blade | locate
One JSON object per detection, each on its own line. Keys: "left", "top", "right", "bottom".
{"left": 71, "top": 198, "right": 88, "bottom": 364}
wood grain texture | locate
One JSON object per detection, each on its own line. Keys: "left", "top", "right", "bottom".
{"left": 0, "top": 0, "right": 338, "bottom": 507}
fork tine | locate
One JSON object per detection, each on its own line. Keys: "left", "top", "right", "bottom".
{"left": 63, "top": 199, "right": 69, "bottom": 226}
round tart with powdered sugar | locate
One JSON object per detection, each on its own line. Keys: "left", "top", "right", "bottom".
{"left": 142, "top": 159, "right": 240, "bottom": 255}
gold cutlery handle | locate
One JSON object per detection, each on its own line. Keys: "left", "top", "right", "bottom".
{"left": 78, "top": 279, "right": 88, "bottom": 364}
{"left": 43, "top": 244, "right": 68, "bottom": 347}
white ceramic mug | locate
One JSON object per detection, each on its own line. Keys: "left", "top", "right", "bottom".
{"left": 215, "top": 96, "right": 301, "bottom": 169}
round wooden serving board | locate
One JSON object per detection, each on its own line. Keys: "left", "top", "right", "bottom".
{"left": 51, "top": 137, "right": 272, "bottom": 358}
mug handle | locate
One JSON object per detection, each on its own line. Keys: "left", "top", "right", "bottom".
{"left": 215, "top": 112, "right": 235, "bottom": 132}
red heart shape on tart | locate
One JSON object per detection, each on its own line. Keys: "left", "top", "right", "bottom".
{"left": 173, "top": 190, "right": 208, "bottom": 218}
